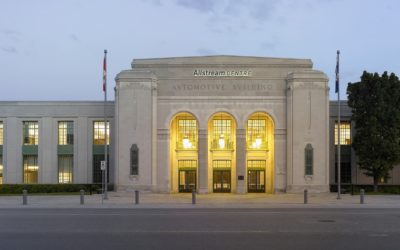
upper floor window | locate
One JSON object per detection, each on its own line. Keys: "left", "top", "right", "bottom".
{"left": 247, "top": 119, "right": 267, "bottom": 150}
{"left": 23, "top": 121, "right": 39, "bottom": 145}
{"left": 212, "top": 119, "right": 233, "bottom": 150}
{"left": 335, "top": 121, "right": 351, "bottom": 145}
{"left": 176, "top": 119, "right": 197, "bottom": 150}
{"left": 58, "top": 121, "right": 74, "bottom": 145}
{"left": 0, "top": 122, "right": 3, "bottom": 145}
{"left": 93, "top": 121, "right": 110, "bottom": 145}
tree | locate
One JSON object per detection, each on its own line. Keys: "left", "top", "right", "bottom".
{"left": 347, "top": 71, "right": 400, "bottom": 192}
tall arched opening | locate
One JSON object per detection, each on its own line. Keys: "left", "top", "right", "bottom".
{"left": 246, "top": 112, "right": 275, "bottom": 193}
{"left": 169, "top": 112, "right": 198, "bottom": 193}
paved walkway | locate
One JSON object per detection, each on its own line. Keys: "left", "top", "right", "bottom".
{"left": 1, "top": 191, "right": 400, "bottom": 209}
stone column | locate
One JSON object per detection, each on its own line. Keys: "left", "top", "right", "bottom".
{"left": 198, "top": 129, "right": 208, "bottom": 194}
{"left": 236, "top": 128, "right": 246, "bottom": 194}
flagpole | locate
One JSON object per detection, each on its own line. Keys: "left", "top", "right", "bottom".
{"left": 103, "top": 49, "right": 108, "bottom": 200}
{"left": 336, "top": 50, "right": 341, "bottom": 200}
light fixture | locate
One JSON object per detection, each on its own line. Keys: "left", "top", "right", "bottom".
{"left": 218, "top": 133, "right": 225, "bottom": 148}
{"left": 183, "top": 135, "right": 191, "bottom": 149}
{"left": 255, "top": 135, "right": 262, "bottom": 148}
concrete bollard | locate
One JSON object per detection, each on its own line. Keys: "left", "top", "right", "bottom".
{"left": 22, "top": 189, "right": 28, "bottom": 205}
{"left": 192, "top": 189, "right": 196, "bottom": 205}
{"left": 360, "top": 189, "right": 365, "bottom": 204}
{"left": 304, "top": 189, "right": 308, "bottom": 204}
{"left": 135, "top": 190, "right": 139, "bottom": 205}
{"left": 80, "top": 189, "right": 85, "bottom": 205}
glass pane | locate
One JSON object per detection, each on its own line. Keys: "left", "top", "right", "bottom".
{"left": 58, "top": 155, "right": 73, "bottom": 183}
{"left": 23, "top": 155, "right": 38, "bottom": 184}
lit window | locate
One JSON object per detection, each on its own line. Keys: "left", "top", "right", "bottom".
{"left": 93, "top": 121, "right": 110, "bottom": 145}
{"left": 178, "top": 160, "right": 197, "bottom": 169}
{"left": 23, "top": 155, "right": 38, "bottom": 184}
{"left": 212, "top": 160, "right": 231, "bottom": 169}
{"left": 247, "top": 119, "right": 267, "bottom": 150}
{"left": 176, "top": 119, "right": 197, "bottom": 150}
{"left": 58, "top": 155, "right": 73, "bottom": 183}
{"left": 334, "top": 121, "right": 351, "bottom": 145}
{"left": 23, "top": 121, "right": 39, "bottom": 145}
{"left": 247, "top": 160, "right": 266, "bottom": 169}
{"left": 58, "top": 121, "right": 74, "bottom": 145}
{"left": 0, "top": 121, "right": 3, "bottom": 145}
{"left": 212, "top": 119, "right": 233, "bottom": 150}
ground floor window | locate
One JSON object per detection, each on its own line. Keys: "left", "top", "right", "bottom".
{"left": 335, "top": 162, "right": 351, "bottom": 184}
{"left": 178, "top": 160, "right": 197, "bottom": 192}
{"left": 93, "top": 155, "right": 109, "bottom": 183}
{"left": 212, "top": 160, "right": 232, "bottom": 192}
{"left": 248, "top": 170, "right": 265, "bottom": 192}
{"left": 58, "top": 155, "right": 73, "bottom": 183}
{"left": 23, "top": 155, "right": 38, "bottom": 184}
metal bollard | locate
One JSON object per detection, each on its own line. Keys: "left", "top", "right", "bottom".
{"left": 304, "top": 189, "right": 308, "bottom": 204}
{"left": 360, "top": 189, "right": 365, "bottom": 204}
{"left": 80, "top": 189, "right": 85, "bottom": 205}
{"left": 192, "top": 189, "right": 196, "bottom": 205}
{"left": 135, "top": 190, "right": 139, "bottom": 205}
{"left": 22, "top": 189, "right": 28, "bottom": 205}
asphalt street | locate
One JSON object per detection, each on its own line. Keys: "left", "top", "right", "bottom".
{"left": 1, "top": 208, "right": 399, "bottom": 250}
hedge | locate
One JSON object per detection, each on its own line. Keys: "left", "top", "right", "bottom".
{"left": 0, "top": 184, "right": 113, "bottom": 194}
{"left": 330, "top": 184, "right": 400, "bottom": 194}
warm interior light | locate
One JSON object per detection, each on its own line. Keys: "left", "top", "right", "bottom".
{"left": 218, "top": 134, "right": 225, "bottom": 148}
{"left": 183, "top": 136, "right": 191, "bottom": 149}
{"left": 255, "top": 136, "right": 262, "bottom": 148}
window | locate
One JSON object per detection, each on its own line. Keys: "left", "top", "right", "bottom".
{"left": 0, "top": 121, "right": 3, "bottom": 145}
{"left": 247, "top": 119, "right": 267, "bottom": 149}
{"left": 212, "top": 119, "right": 233, "bottom": 150}
{"left": 0, "top": 155, "right": 3, "bottom": 184}
{"left": 93, "top": 155, "right": 109, "bottom": 183}
{"left": 305, "top": 144, "right": 313, "bottom": 175}
{"left": 176, "top": 119, "right": 197, "bottom": 150}
{"left": 335, "top": 162, "right": 351, "bottom": 183}
{"left": 247, "top": 160, "right": 266, "bottom": 169}
{"left": 334, "top": 121, "right": 351, "bottom": 145}
{"left": 23, "top": 121, "right": 39, "bottom": 145}
{"left": 58, "top": 155, "right": 73, "bottom": 183}
{"left": 213, "top": 160, "right": 231, "bottom": 169}
{"left": 130, "top": 144, "right": 139, "bottom": 175}
{"left": 93, "top": 121, "right": 110, "bottom": 145}
{"left": 58, "top": 121, "right": 74, "bottom": 145}
{"left": 178, "top": 160, "right": 197, "bottom": 169}
{"left": 23, "top": 155, "right": 38, "bottom": 184}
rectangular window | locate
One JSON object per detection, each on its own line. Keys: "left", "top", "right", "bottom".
{"left": 58, "top": 121, "right": 74, "bottom": 145}
{"left": 334, "top": 121, "right": 351, "bottom": 145}
{"left": 130, "top": 144, "right": 139, "bottom": 175}
{"left": 93, "top": 121, "right": 110, "bottom": 145}
{"left": 58, "top": 155, "right": 73, "bottom": 183}
{"left": 178, "top": 160, "right": 197, "bottom": 169}
{"left": 212, "top": 119, "right": 233, "bottom": 150}
{"left": 0, "top": 121, "right": 3, "bottom": 145}
{"left": 23, "top": 121, "right": 39, "bottom": 145}
{"left": 305, "top": 144, "right": 313, "bottom": 175}
{"left": 0, "top": 155, "right": 3, "bottom": 184}
{"left": 23, "top": 155, "right": 38, "bottom": 184}
{"left": 335, "top": 162, "right": 352, "bottom": 183}
{"left": 176, "top": 119, "right": 197, "bottom": 150}
{"left": 212, "top": 160, "right": 231, "bottom": 169}
{"left": 247, "top": 160, "right": 266, "bottom": 169}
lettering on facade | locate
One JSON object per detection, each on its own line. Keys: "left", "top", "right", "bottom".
{"left": 193, "top": 69, "right": 252, "bottom": 77}
{"left": 172, "top": 83, "right": 273, "bottom": 92}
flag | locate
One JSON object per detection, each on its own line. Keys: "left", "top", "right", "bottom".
{"left": 335, "top": 50, "right": 340, "bottom": 93}
{"left": 103, "top": 50, "right": 107, "bottom": 92}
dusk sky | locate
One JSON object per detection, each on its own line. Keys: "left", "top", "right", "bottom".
{"left": 1, "top": 0, "right": 399, "bottom": 101}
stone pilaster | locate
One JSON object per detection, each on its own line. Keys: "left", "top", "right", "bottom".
{"left": 236, "top": 128, "right": 246, "bottom": 194}
{"left": 198, "top": 129, "right": 208, "bottom": 193}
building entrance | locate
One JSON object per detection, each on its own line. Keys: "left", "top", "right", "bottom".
{"left": 178, "top": 170, "right": 196, "bottom": 192}
{"left": 248, "top": 170, "right": 265, "bottom": 192}
{"left": 213, "top": 170, "right": 231, "bottom": 192}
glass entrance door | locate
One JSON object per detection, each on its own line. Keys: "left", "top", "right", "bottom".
{"left": 178, "top": 170, "right": 196, "bottom": 192}
{"left": 213, "top": 170, "right": 231, "bottom": 193}
{"left": 248, "top": 170, "right": 265, "bottom": 192}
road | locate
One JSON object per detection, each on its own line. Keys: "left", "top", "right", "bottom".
{"left": 0, "top": 208, "right": 399, "bottom": 250}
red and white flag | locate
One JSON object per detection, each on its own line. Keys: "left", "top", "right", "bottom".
{"left": 103, "top": 50, "right": 107, "bottom": 92}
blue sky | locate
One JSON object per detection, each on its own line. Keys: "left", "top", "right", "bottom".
{"left": 1, "top": 0, "right": 399, "bottom": 100}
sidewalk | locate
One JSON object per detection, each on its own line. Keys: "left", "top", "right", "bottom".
{"left": 1, "top": 191, "right": 400, "bottom": 209}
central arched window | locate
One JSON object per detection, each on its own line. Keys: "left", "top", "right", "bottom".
{"left": 176, "top": 117, "right": 197, "bottom": 150}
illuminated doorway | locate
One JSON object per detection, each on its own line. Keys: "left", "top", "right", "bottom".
{"left": 208, "top": 112, "right": 236, "bottom": 193}
{"left": 246, "top": 112, "right": 274, "bottom": 193}
{"left": 170, "top": 112, "right": 198, "bottom": 193}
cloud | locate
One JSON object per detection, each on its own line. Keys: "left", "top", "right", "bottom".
{"left": 176, "top": 0, "right": 216, "bottom": 13}
{"left": 0, "top": 29, "right": 20, "bottom": 41}
{"left": 196, "top": 48, "right": 217, "bottom": 55}
{"left": 1, "top": 46, "right": 17, "bottom": 54}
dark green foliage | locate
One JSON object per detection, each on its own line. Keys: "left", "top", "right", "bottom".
{"left": 0, "top": 184, "right": 109, "bottom": 194}
{"left": 347, "top": 71, "right": 400, "bottom": 191}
